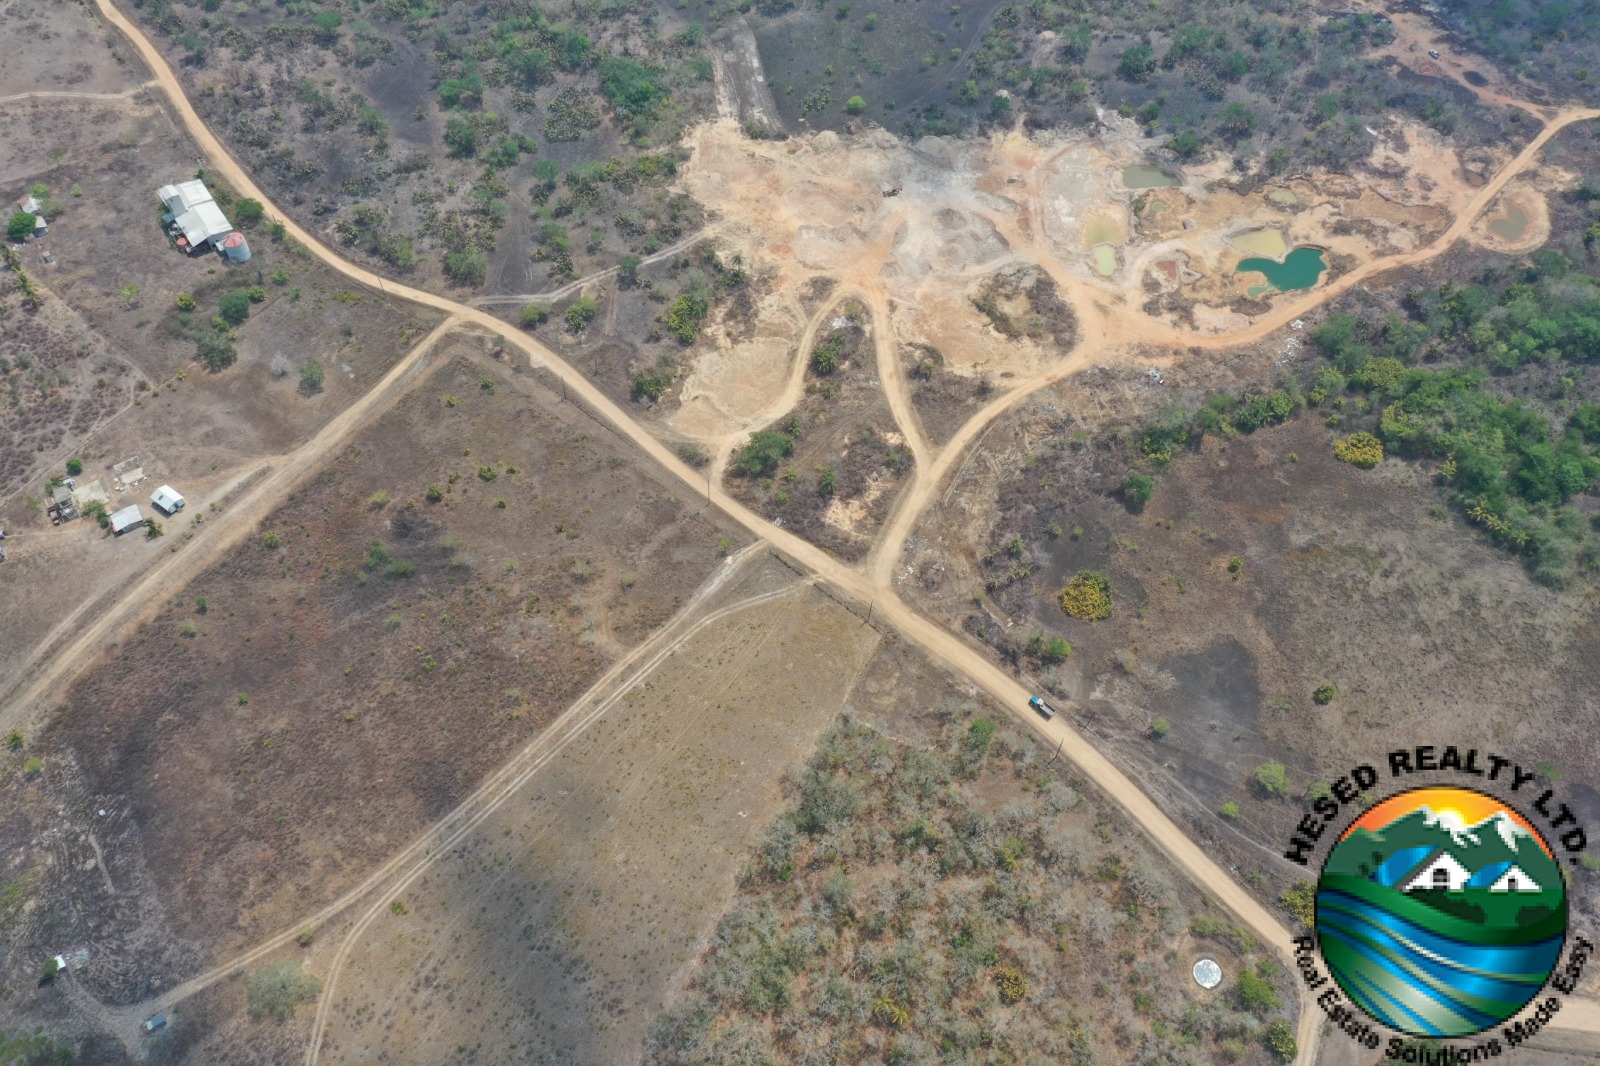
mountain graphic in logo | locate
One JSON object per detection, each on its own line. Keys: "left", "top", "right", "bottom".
{"left": 1315, "top": 785, "right": 1567, "bottom": 1037}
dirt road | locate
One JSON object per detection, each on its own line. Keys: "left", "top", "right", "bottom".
{"left": 66, "top": 1, "right": 1600, "bottom": 1058}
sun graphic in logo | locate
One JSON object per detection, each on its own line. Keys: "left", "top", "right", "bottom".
{"left": 1315, "top": 786, "right": 1567, "bottom": 1038}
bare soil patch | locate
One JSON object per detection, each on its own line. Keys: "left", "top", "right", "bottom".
{"left": 0, "top": 0, "right": 145, "bottom": 98}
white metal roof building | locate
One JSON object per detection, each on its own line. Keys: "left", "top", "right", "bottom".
{"left": 157, "top": 180, "right": 236, "bottom": 251}
{"left": 158, "top": 180, "right": 214, "bottom": 214}
{"left": 109, "top": 504, "right": 144, "bottom": 535}
{"left": 151, "top": 485, "right": 185, "bottom": 514}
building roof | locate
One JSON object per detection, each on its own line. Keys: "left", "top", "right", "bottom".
{"left": 110, "top": 504, "right": 144, "bottom": 534}
{"left": 18, "top": 195, "right": 40, "bottom": 215}
{"left": 158, "top": 180, "right": 215, "bottom": 214}
{"left": 175, "top": 202, "right": 233, "bottom": 248}
{"left": 151, "top": 485, "right": 184, "bottom": 512}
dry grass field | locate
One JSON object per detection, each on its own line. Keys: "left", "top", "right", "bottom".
{"left": 6, "top": 345, "right": 747, "bottom": 1036}
{"left": 300, "top": 558, "right": 879, "bottom": 1066}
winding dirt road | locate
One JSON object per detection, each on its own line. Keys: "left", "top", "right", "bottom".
{"left": 36, "top": 1, "right": 1600, "bottom": 1060}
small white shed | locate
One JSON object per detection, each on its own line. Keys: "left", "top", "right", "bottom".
{"left": 151, "top": 485, "right": 185, "bottom": 515}
{"left": 109, "top": 504, "right": 144, "bottom": 535}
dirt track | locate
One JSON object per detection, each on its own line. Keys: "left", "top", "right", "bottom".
{"left": 44, "top": 1, "right": 1600, "bottom": 1059}
{"left": 0, "top": 81, "right": 157, "bottom": 106}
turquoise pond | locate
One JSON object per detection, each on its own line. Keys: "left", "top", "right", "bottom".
{"left": 1236, "top": 247, "right": 1327, "bottom": 294}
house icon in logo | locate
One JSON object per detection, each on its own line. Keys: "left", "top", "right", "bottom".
{"left": 1314, "top": 786, "right": 1567, "bottom": 1037}
{"left": 1401, "top": 849, "right": 1472, "bottom": 892}
{"left": 1395, "top": 847, "right": 1546, "bottom": 895}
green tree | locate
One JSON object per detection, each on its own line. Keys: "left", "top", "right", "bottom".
{"left": 7, "top": 212, "right": 35, "bottom": 241}
{"left": 845, "top": 95, "right": 867, "bottom": 115}
{"left": 520, "top": 302, "right": 550, "bottom": 328}
{"left": 65, "top": 458, "right": 83, "bottom": 476}
{"left": 196, "top": 332, "right": 237, "bottom": 371}
{"left": 1118, "top": 43, "right": 1155, "bottom": 81}
{"left": 443, "top": 117, "right": 478, "bottom": 158}
{"left": 817, "top": 465, "right": 838, "bottom": 495}
{"left": 247, "top": 960, "right": 322, "bottom": 1023}
{"left": 299, "top": 359, "right": 325, "bottom": 393}
{"left": 442, "top": 250, "right": 486, "bottom": 287}
{"left": 1254, "top": 760, "right": 1289, "bottom": 797}
{"left": 618, "top": 254, "right": 643, "bottom": 286}
{"left": 1123, "top": 472, "right": 1155, "bottom": 506}
{"left": 1236, "top": 967, "right": 1280, "bottom": 1013}
{"left": 1170, "top": 130, "right": 1201, "bottom": 157}
{"left": 664, "top": 292, "right": 708, "bottom": 343}
{"left": 437, "top": 71, "right": 484, "bottom": 109}
{"left": 732, "top": 430, "right": 794, "bottom": 477}
{"left": 1280, "top": 881, "right": 1315, "bottom": 926}
{"left": 218, "top": 288, "right": 251, "bottom": 325}
{"left": 598, "top": 56, "right": 670, "bottom": 120}
{"left": 1219, "top": 101, "right": 1257, "bottom": 138}
{"left": 1313, "top": 683, "right": 1336, "bottom": 705}
{"left": 1263, "top": 1019, "right": 1297, "bottom": 1061}
{"left": 118, "top": 283, "right": 140, "bottom": 308}
{"left": 1151, "top": 717, "right": 1172, "bottom": 738}
{"left": 1037, "top": 635, "right": 1071, "bottom": 663}
{"left": 234, "top": 198, "right": 265, "bottom": 225}
{"left": 566, "top": 294, "right": 598, "bottom": 331}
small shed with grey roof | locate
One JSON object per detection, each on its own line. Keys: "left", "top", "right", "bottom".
{"left": 109, "top": 504, "right": 144, "bottom": 536}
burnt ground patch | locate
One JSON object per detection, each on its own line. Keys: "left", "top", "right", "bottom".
{"left": 724, "top": 307, "right": 913, "bottom": 561}
{"left": 905, "top": 381, "right": 1600, "bottom": 930}
{"left": 898, "top": 342, "right": 985, "bottom": 447}
{"left": 40, "top": 347, "right": 747, "bottom": 977}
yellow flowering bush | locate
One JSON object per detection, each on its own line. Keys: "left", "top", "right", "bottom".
{"left": 995, "top": 965, "right": 1028, "bottom": 1004}
{"left": 1333, "top": 432, "right": 1383, "bottom": 468}
{"left": 1058, "top": 570, "right": 1113, "bottom": 621}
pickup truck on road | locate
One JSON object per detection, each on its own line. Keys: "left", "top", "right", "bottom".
{"left": 1028, "top": 696, "right": 1057, "bottom": 720}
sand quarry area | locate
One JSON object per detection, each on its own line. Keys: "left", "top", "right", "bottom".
{"left": 664, "top": 111, "right": 1562, "bottom": 443}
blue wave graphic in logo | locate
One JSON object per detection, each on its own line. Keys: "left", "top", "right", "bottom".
{"left": 1316, "top": 886, "right": 1564, "bottom": 1036}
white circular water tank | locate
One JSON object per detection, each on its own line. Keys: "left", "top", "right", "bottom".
{"left": 1193, "top": 958, "right": 1223, "bottom": 989}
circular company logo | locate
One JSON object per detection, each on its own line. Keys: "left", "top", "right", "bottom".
{"left": 1314, "top": 786, "right": 1568, "bottom": 1038}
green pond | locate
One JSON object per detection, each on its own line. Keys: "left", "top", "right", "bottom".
{"left": 1236, "top": 247, "right": 1327, "bottom": 293}
{"left": 1488, "top": 202, "right": 1528, "bottom": 241}
{"left": 1123, "top": 164, "right": 1181, "bottom": 189}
